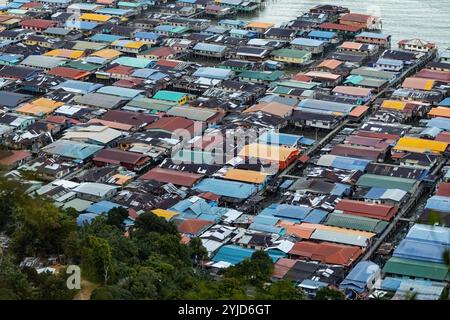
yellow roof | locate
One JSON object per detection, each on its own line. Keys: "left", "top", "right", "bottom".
{"left": 223, "top": 169, "right": 268, "bottom": 184}
{"left": 80, "top": 13, "right": 112, "bottom": 22}
{"left": 16, "top": 98, "right": 63, "bottom": 116}
{"left": 91, "top": 48, "right": 122, "bottom": 59}
{"left": 394, "top": 137, "right": 449, "bottom": 154}
{"left": 246, "top": 21, "right": 274, "bottom": 29}
{"left": 381, "top": 100, "right": 407, "bottom": 110}
{"left": 124, "top": 41, "right": 146, "bottom": 49}
{"left": 238, "top": 143, "right": 298, "bottom": 162}
{"left": 151, "top": 209, "right": 178, "bottom": 220}
{"left": 44, "top": 49, "right": 84, "bottom": 59}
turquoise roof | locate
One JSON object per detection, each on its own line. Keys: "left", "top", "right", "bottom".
{"left": 112, "top": 57, "right": 154, "bottom": 68}
{"left": 152, "top": 90, "right": 187, "bottom": 102}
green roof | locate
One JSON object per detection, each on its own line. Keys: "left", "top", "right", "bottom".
{"left": 383, "top": 257, "right": 450, "bottom": 281}
{"left": 325, "top": 212, "right": 388, "bottom": 234}
{"left": 112, "top": 57, "right": 152, "bottom": 69}
{"left": 152, "top": 90, "right": 187, "bottom": 102}
{"left": 357, "top": 174, "right": 417, "bottom": 192}
{"left": 64, "top": 60, "right": 99, "bottom": 72}
{"left": 171, "top": 26, "right": 190, "bottom": 34}
{"left": 271, "top": 48, "right": 311, "bottom": 59}
{"left": 125, "top": 97, "right": 175, "bottom": 112}
{"left": 172, "top": 150, "right": 215, "bottom": 164}
{"left": 238, "top": 70, "right": 284, "bottom": 81}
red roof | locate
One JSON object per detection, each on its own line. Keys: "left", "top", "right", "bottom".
{"left": 45, "top": 116, "right": 68, "bottom": 124}
{"left": 291, "top": 74, "right": 313, "bottom": 82}
{"left": 288, "top": 241, "right": 362, "bottom": 266}
{"left": 128, "top": 208, "right": 139, "bottom": 219}
{"left": 21, "top": 19, "right": 57, "bottom": 29}
{"left": 140, "top": 167, "right": 203, "bottom": 187}
{"left": 273, "top": 258, "right": 296, "bottom": 279}
{"left": 156, "top": 59, "right": 181, "bottom": 68}
{"left": 144, "top": 47, "right": 174, "bottom": 58}
{"left": 93, "top": 148, "right": 150, "bottom": 166}
{"left": 353, "top": 130, "right": 401, "bottom": 141}
{"left": 340, "top": 13, "right": 373, "bottom": 24}
{"left": 435, "top": 131, "right": 450, "bottom": 143}
{"left": 330, "top": 144, "right": 383, "bottom": 161}
{"left": 415, "top": 69, "right": 450, "bottom": 83}
{"left": 146, "top": 116, "right": 195, "bottom": 134}
{"left": 48, "top": 67, "right": 90, "bottom": 80}
{"left": 101, "top": 109, "right": 157, "bottom": 127}
{"left": 436, "top": 182, "right": 450, "bottom": 197}
{"left": 335, "top": 199, "right": 398, "bottom": 221}
{"left": 319, "top": 22, "right": 362, "bottom": 32}
{"left": 0, "top": 150, "right": 32, "bottom": 166}
{"left": 198, "top": 192, "right": 221, "bottom": 202}
{"left": 21, "top": 2, "right": 43, "bottom": 9}
{"left": 177, "top": 219, "right": 214, "bottom": 235}
{"left": 113, "top": 77, "right": 144, "bottom": 88}
{"left": 349, "top": 105, "right": 369, "bottom": 118}
{"left": 106, "top": 65, "right": 134, "bottom": 76}
{"left": 345, "top": 135, "right": 393, "bottom": 149}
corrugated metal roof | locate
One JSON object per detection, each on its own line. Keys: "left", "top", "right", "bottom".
{"left": 393, "top": 238, "right": 448, "bottom": 263}
{"left": 325, "top": 211, "right": 388, "bottom": 234}
{"left": 383, "top": 257, "right": 450, "bottom": 281}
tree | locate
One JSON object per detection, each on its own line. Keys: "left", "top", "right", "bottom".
{"left": 188, "top": 237, "right": 208, "bottom": 263}
{"left": 105, "top": 207, "right": 129, "bottom": 231}
{"left": 0, "top": 255, "right": 32, "bottom": 299}
{"left": 11, "top": 198, "right": 76, "bottom": 259}
{"left": 132, "top": 212, "right": 179, "bottom": 237}
{"left": 90, "top": 286, "right": 133, "bottom": 300}
{"left": 225, "top": 250, "right": 274, "bottom": 285}
{"left": 257, "top": 281, "right": 306, "bottom": 300}
{"left": 0, "top": 176, "right": 28, "bottom": 233}
{"left": 315, "top": 287, "right": 346, "bottom": 300}
{"left": 28, "top": 268, "right": 78, "bottom": 300}
{"left": 81, "top": 236, "right": 114, "bottom": 285}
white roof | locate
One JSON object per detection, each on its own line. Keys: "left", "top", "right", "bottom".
{"left": 73, "top": 183, "right": 118, "bottom": 197}
{"left": 62, "top": 125, "right": 123, "bottom": 144}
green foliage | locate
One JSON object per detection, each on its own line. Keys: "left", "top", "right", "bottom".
{"left": 105, "top": 207, "right": 129, "bottom": 231}
{"left": 132, "top": 212, "right": 179, "bottom": 237}
{"left": 81, "top": 236, "right": 114, "bottom": 285}
{"left": 315, "top": 287, "right": 346, "bottom": 300}
{"left": 23, "top": 267, "right": 78, "bottom": 300}
{"left": 225, "top": 250, "right": 274, "bottom": 286}
{"left": 256, "top": 281, "right": 306, "bottom": 300}
{"left": 188, "top": 237, "right": 208, "bottom": 263}
{"left": 0, "top": 256, "right": 33, "bottom": 299}
{"left": 90, "top": 286, "right": 133, "bottom": 300}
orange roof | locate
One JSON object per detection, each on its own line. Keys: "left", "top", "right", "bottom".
{"left": 178, "top": 219, "right": 214, "bottom": 235}
{"left": 223, "top": 169, "right": 269, "bottom": 184}
{"left": 402, "top": 77, "right": 435, "bottom": 91}
{"left": 349, "top": 105, "right": 369, "bottom": 118}
{"left": 278, "top": 221, "right": 314, "bottom": 239}
{"left": 340, "top": 41, "right": 363, "bottom": 50}
{"left": 238, "top": 143, "right": 299, "bottom": 163}
{"left": 289, "top": 241, "right": 362, "bottom": 266}
{"left": 428, "top": 107, "right": 450, "bottom": 118}
{"left": 0, "top": 150, "right": 31, "bottom": 166}
{"left": 246, "top": 21, "right": 274, "bottom": 29}
{"left": 317, "top": 59, "right": 343, "bottom": 70}
{"left": 16, "top": 98, "right": 64, "bottom": 116}
{"left": 243, "top": 101, "right": 294, "bottom": 117}
{"left": 273, "top": 258, "right": 296, "bottom": 279}
{"left": 91, "top": 49, "right": 122, "bottom": 60}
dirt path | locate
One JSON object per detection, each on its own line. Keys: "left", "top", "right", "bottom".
{"left": 73, "top": 279, "right": 100, "bottom": 300}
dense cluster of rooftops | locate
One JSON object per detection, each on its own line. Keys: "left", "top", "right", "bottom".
{"left": 0, "top": 1, "right": 449, "bottom": 300}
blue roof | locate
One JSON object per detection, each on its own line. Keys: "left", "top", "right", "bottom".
{"left": 65, "top": 20, "right": 98, "bottom": 30}
{"left": 193, "top": 42, "right": 226, "bottom": 53}
{"left": 7, "top": 2, "right": 24, "bottom": 9}
{"left": 331, "top": 183, "right": 351, "bottom": 197}
{"left": 95, "top": 8, "right": 131, "bottom": 16}
{"left": 332, "top": 155, "right": 371, "bottom": 171}
{"left": 194, "top": 179, "right": 257, "bottom": 199}
{"left": 54, "top": 80, "right": 103, "bottom": 94}
{"left": 134, "top": 31, "right": 160, "bottom": 40}
{"left": 308, "top": 30, "right": 336, "bottom": 39}
{"left": 96, "top": 86, "right": 144, "bottom": 99}
{"left": 364, "top": 187, "right": 388, "bottom": 199}
{"left": 299, "top": 99, "right": 355, "bottom": 115}
{"left": 406, "top": 224, "right": 450, "bottom": 246}
{"left": 303, "top": 209, "right": 328, "bottom": 224}
{"left": 219, "top": 19, "right": 245, "bottom": 27}
{"left": 426, "top": 117, "right": 450, "bottom": 131}
{"left": 258, "top": 131, "right": 302, "bottom": 147}
{"left": 89, "top": 34, "right": 126, "bottom": 43}
{"left": 76, "top": 213, "right": 98, "bottom": 226}
{"left": 376, "top": 58, "right": 403, "bottom": 67}
{"left": 131, "top": 68, "right": 167, "bottom": 80}
{"left": 193, "top": 67, "right": 233, "bottom": 80}
{"left": 42, "top": 140, "right": 103, "bottom": 160}
{"left": 248, "top": 223, "right": 284, "bottom": 234}
{"left": 421, "top": 126, "right": 442, "bottom": 138}
{"left": 252, "top": 215, "right": 280, "bottom": 226}
{"left": 425, "top": 195, "right": 450, "bottom": 213}
{"left": 291, "top": 37, "right": 325, "bottom": 47}
{"left": 212, "top": 245, "right": 281, "bottom": 265}
{"left": 87, "top": 201, "right": 126, "bottom": 215}
{"left": 340, "top": 261, "right": 380, "bottom": 293}
{"left": 273, "top": 204, "right": 312, "bottom": 220}
{"left": 393, "top": 239, "right": 448, "bottom": 264}
{"left": 439, "top": 97, "right": 450, "bottom": 107}
{"left": 357, "top": 32, "right": 390, "bottom": 40}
